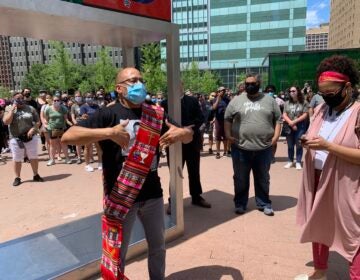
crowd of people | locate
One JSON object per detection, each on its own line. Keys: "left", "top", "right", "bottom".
{"left": 1, "top": 55, "right": 360, "bottom": 280}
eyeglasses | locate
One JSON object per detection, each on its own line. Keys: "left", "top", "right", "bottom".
{"left": 118, "top": 77, "right": 145, "bottom": 85}
{"left": 319, "top": 85, "right": 344, "bottom": 96}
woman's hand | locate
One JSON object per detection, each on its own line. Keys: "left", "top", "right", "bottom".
{"left": 304, "top": 136, "right": 331, "bottom": 151}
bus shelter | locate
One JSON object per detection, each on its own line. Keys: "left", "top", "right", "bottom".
{"left": 0, "top": 0, "right": 184, "bottom": 279}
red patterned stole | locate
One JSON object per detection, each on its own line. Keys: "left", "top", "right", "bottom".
{"left": 101, "top": 104, "right": 164, "bottom": 280}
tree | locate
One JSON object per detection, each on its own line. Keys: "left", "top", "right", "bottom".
{"left": 93, "top": 48, "right": 118, "bottom": 92}
{"left": 181, "top": 61, "right": 219, "bottom": 94}
{"left": 21, "top": 63, "right": 49, "bottom": 94}
{"left": 140, "top": 43, "right": 167, "bottom": 94}
{"left": 0, "top": 86, "right": 10, "bottom": 99}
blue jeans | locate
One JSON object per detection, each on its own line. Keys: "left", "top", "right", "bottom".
{"left": 286, "top": 121, "right": 306, "bottom": 163}
{"left": 231, "top": 145, "right": 273, "bottom": 209}
{"left": 120, "top": 198, "right": 165, "bottom": 280}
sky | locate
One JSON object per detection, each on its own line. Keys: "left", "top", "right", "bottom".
{"left": 306, "top": 0, "right": 330, "bottom": 29}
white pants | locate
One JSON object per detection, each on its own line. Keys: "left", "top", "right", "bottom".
{"left": 10, "top": 136, "right": 39, "bottom": 162}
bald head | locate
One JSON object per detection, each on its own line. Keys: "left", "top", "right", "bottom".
{"left": 116, "top": 67, "right": 141, "bottom": 84}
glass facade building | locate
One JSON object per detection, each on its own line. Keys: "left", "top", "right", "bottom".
{"left": 168, "top": 0, "right": 307, "bottom": 89}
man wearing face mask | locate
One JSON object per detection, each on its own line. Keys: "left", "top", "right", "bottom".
{"left": 2, "top": 91, "right": 44, "bottom": 186}
{"left": 62, "top": 67, "right": 193, "bottom": 280}
{"left": 22, "top": 88, "right": 38, "bottom": 110}
{"left": 224, "top": 73, "right": 281, "bottom": 216}
{"left": 80, "top": 93, "right": 102, "bottom": 172}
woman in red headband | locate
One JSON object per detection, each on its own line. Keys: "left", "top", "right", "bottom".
{"left": 295, "top": 55, "right": 360, "bottom": 280}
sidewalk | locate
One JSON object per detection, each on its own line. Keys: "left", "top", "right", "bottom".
{"left": 0, "top": 141, "right": 348, "bottom": 279}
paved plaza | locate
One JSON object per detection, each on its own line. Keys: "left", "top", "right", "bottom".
{"left": 0, "top": 140, "right": 349, "bottom": 280}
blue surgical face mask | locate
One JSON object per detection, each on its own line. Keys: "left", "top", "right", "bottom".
{"left": 75, "top": 96, "right": 83, "bottom": 103}
{"left": 125, "top": 82, "right": 147, "bottom": 104}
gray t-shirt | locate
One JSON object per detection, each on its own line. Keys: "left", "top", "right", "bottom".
{"left": 284, "top": 100, "right": 309, "bottom": 120}
{"left": 309, "top": 94, "right": 324, "bottom": 109}
{"left": 224, "top": 93, "right": 281, "bottom": 151}
{"left": 70, "top": 103, "right": 81, "bottom": 122}
{"left": 5, "top": 104, "right": 39, "bottom": 138}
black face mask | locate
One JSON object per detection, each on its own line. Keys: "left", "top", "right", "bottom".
{"left": 322, "top": 86, "right": 346, "bottom": 109}
{"left": 245, "top": 83, "right": 260, "bottom": 95}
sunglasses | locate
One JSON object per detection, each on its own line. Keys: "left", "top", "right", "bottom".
{"left": 245, "top": 83, "right": 257, "bottom": 86}
{"left": 118, "top": 77, "right": 145, "bottom": 85}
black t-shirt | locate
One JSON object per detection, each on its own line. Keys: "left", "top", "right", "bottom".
{"left": 79, "top": 103, "right": 170, "bottom": 202}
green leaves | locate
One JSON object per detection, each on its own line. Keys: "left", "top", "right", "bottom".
{"left": 140, "top": 43, "right": 167, "bottom": 94}
{"left": 21, "top": 43, "right": 118, "bottom": 95}
{"left": 181, "top": 61, "right": 219, "bottom": 94}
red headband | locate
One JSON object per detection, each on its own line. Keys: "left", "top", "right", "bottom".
{"left": 318, "top": 71, "right": 350, "bottom": 83}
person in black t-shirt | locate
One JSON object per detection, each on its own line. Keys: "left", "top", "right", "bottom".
{"left": 62, "top": 67, "right": 193, "bottom": 280}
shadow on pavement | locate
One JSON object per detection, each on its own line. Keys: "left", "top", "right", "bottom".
{"left": 270, "top": 195, "right": 298, "bottom": 211}
{"left": 166, "top": 265, "right": 243, "bottom": 280}
{"left": 42, "top": 173, "right": 72, "bottom": 181}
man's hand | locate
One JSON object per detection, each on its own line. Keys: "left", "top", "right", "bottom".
{"left": 111, "top": 119, "right": 130, "bottom": 149}
{"left": 27, "top": 128, "right": 36, "bottom": 138}
{"left": 159, "top": 120, "right": 194, "bottom": 149}
{"left": 81, "top": 114, "right": 89, "bottom": 120}
{"left": 303, "top": 136, "right": 331, "bottom": 151}
{"left": 271, "top": 137, "right": 278, "bottom": 146}
{"left": 226, "top": 135, "right": 237, "bottom": 144}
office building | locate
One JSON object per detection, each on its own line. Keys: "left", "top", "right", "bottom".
{"left": 306, "top": 23, "right": 329, "bottom": 51}
{"left": 7, "top": 36, "right": 122, "bottom": 89}
{"left": 168, "top": 0, "right": 307, "bottom": 89}
{"left": 328, "top": 0, "right": 360, "bottom": 49}
{"left": 0, "top": 35, "right": 14, "bottom": 89}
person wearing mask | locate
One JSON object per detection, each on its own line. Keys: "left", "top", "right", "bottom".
{"left": 206, "top": 92, "right": 216, "bottom": 154}
{"left": 156, "top": 92, "right": 164, "bottom": 107}
{"left": 36, "top": 90, "right": 48, "bottom": 151}
{"left": 71, "top": 91, "right": 84, "bottom": 164}
{"left": 62, "top": 67, "right": 193, "bottom": 280}
{"left": 264, "top": 84, "right": 283, "bottom": 163}
{"left": 224, "top": 73, "right": 281, "bottom": 216}
{"left": 2, "top": 91, "right": 44, "bottom": 186}
{"left": 212, "top": 86, "right": 230, "bottom": 158}
{"left": 283, "top": 86, "right": 309, "bottom": 170}
{"left": 44, "top": 95, "right": 72, "bottom": 166}
{"left": 96, "top": 90, "right": 108, "bottom": 108}
{"left": 22, "top": 88, "right": 37, "bottom": 110}
{"left": 295, "top": 55, "right": 360, "bottom": 280}
{"left": 80, "top": 92, "right": 102, "bottom": 172}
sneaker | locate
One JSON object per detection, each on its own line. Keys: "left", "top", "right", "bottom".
{"left": 33, "top": 174, "right": 44, "bottom": 182}
{"left": 264, "top": 207, "right": 274, "bottom": 216}
{"left": 98, "top": 163, "right": 103, "bottom": 170}
{"left": 223, "top": 152, "right": 227, "bottom": 157}
{"left": 215, "top": 153, "right": 221, "bottom": 159}
{"left": 13, "top": 177, "right": 21, "bottom": 187}
{"left": 65, "top": 158, "right": 72, "bottom": 164}
{"left": 296, "top": 162, "right": 302, "bottom": 170}
{"left": 235, "top": 206, "right": 246, "bottom": 215}
{"left": 2, "top": 147, "right": 10, "bottom": 154}
{"left": 47, "top": 159, "right": 55, "bottom": 166}
{"left": 76, "top": 158, "right": 82, "bottom": 164}
{"left": 85, "top": 165, "right": 94, "bottom": 172}
{"left": 208, "top": 148, "right": 213, "bottom": 154}
{"left": 294, "top": 274, "right": 327, "bottom": 280}
{"left": 57, "top": 156, "right": 62, "bottom": 161}
{"left": 42, "top": 145, "right": 46, "bottom": 151}
{"left": 284, "top": 162, "right": 294, "bottom": 169}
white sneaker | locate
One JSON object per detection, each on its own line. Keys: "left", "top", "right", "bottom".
{"left": 85, "top": 164, "right": 94, "bottom": 172}
{"left": 47, "top": 159, "right": 55, "bottom": 166}
{"left": 98, "top": 163, "right": 103, "bottom": 170}
{"left": 65, "top": 158, "right": 72, "bottom": 164}
{"left": 296, "top": 162, "right": 302, "bottom": 170}
{"left": 284, "top": 162, "right": 294, "bottom": 169}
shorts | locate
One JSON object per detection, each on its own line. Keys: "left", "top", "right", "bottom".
{"left": 205, "top": 123, "right": 214, "bottom": 141}
{"left": 215, "top": 120, "right": 226, "bottom": 141}
{"left": 10, "top": 136, "right": 39, "bottom": 162}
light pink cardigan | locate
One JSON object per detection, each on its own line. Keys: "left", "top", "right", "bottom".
{"left": 297, "top": 101, "right": 360, "bottom": 262}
